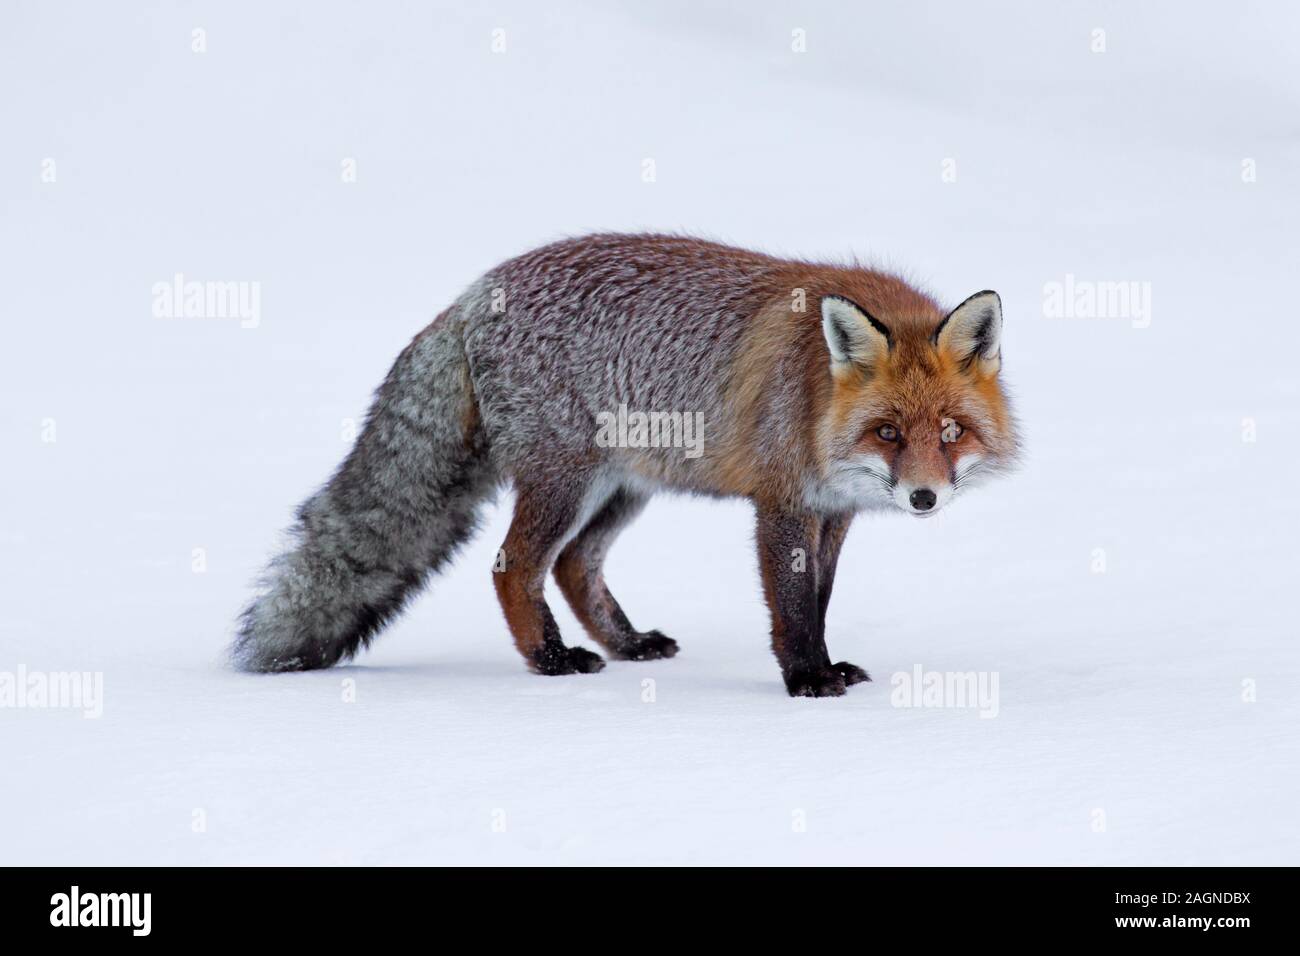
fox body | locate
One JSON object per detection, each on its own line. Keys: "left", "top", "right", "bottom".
{"left": 234, "top": 234, "right": 1019, "bottom": 696}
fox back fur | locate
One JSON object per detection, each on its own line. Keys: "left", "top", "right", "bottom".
{"left": 234, "top": 233, "right": 1019, "bottom": 696}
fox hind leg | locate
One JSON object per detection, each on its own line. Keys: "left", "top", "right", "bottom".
{"left": 553, "top": 488, "right": 679, "bottom": 661}
{"left": 494, "top": 480, "right": 607, "bottom": 676}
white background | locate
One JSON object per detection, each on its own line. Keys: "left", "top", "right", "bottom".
{"left": 2, "top": 1, "right": 1297, "bottom": 864}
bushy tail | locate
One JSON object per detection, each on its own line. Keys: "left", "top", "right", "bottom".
{"left": 232, "top": 313, "right": 495, "bottom": 672}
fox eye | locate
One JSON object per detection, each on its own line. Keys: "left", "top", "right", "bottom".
{"left": 877, "top": 424, "right": 900, "bottom": 442}
{"left": 941, "top": 418, "right": 964, "bottom": 442}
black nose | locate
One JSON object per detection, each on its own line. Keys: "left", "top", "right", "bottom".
{"left": 909, "top": 488, "right": 937, "bottom": 511}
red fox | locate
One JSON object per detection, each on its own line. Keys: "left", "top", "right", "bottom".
{"left": 234, "top": 234, "right": 1019, "bottom": 696}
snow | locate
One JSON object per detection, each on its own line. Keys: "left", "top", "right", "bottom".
{"left": 2, "top": 1, "right": 1297, "bottom": 865}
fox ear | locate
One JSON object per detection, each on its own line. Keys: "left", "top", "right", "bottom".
{"left": 935, "top": 290, "right": 1002, "bottom": 376}
{"left": 821, "top": 295, "right": 891, "bottom": 372}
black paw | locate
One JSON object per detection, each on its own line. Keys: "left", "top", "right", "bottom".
{"left": 616, "top": 630, "right": 679, "bottom": 661}
{"left": 833, "top": 660, "right": 871, "bottom": 685}
{"left": 785, "top": 668, "right": 847, "bottom": 698}
{"left": 532, "top": 645, "right": 606, "bottom": 675}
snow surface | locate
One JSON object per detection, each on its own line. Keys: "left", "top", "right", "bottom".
{"left": 2, "top": 1, "right": 1297, "bottom": 865}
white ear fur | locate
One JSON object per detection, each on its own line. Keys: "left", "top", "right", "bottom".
{"left": 936, "top": 291, "right": 1002, "bottom": 375}
{"left": 821, "top": 295, "right": 891, "bottom": 370}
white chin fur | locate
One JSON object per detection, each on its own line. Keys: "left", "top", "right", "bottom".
{"left": 808, "top": 453, "right": 896, "bottom": 511}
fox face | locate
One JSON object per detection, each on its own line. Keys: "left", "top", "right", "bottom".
{"left": 815, "top": 290, "right": 1019, "bottom": 516}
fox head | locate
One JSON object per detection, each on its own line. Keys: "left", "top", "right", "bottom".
{"left": 816, "top": 290, "right": 1019, "bottom": 516}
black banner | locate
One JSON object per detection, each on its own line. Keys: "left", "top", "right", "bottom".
{"left": 0, "top": 867, "right": 1281, "bottom": 943}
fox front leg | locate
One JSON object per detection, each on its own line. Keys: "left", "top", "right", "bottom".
{"left": 756, "top": 505, "right": 869, "bottom": 697}
{"left": 815, "top": 513, "right": 870, "bottom": 688}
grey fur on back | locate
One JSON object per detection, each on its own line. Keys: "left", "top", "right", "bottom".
{"left": 463, "top": 233, "right": 787, "bottom": 495}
